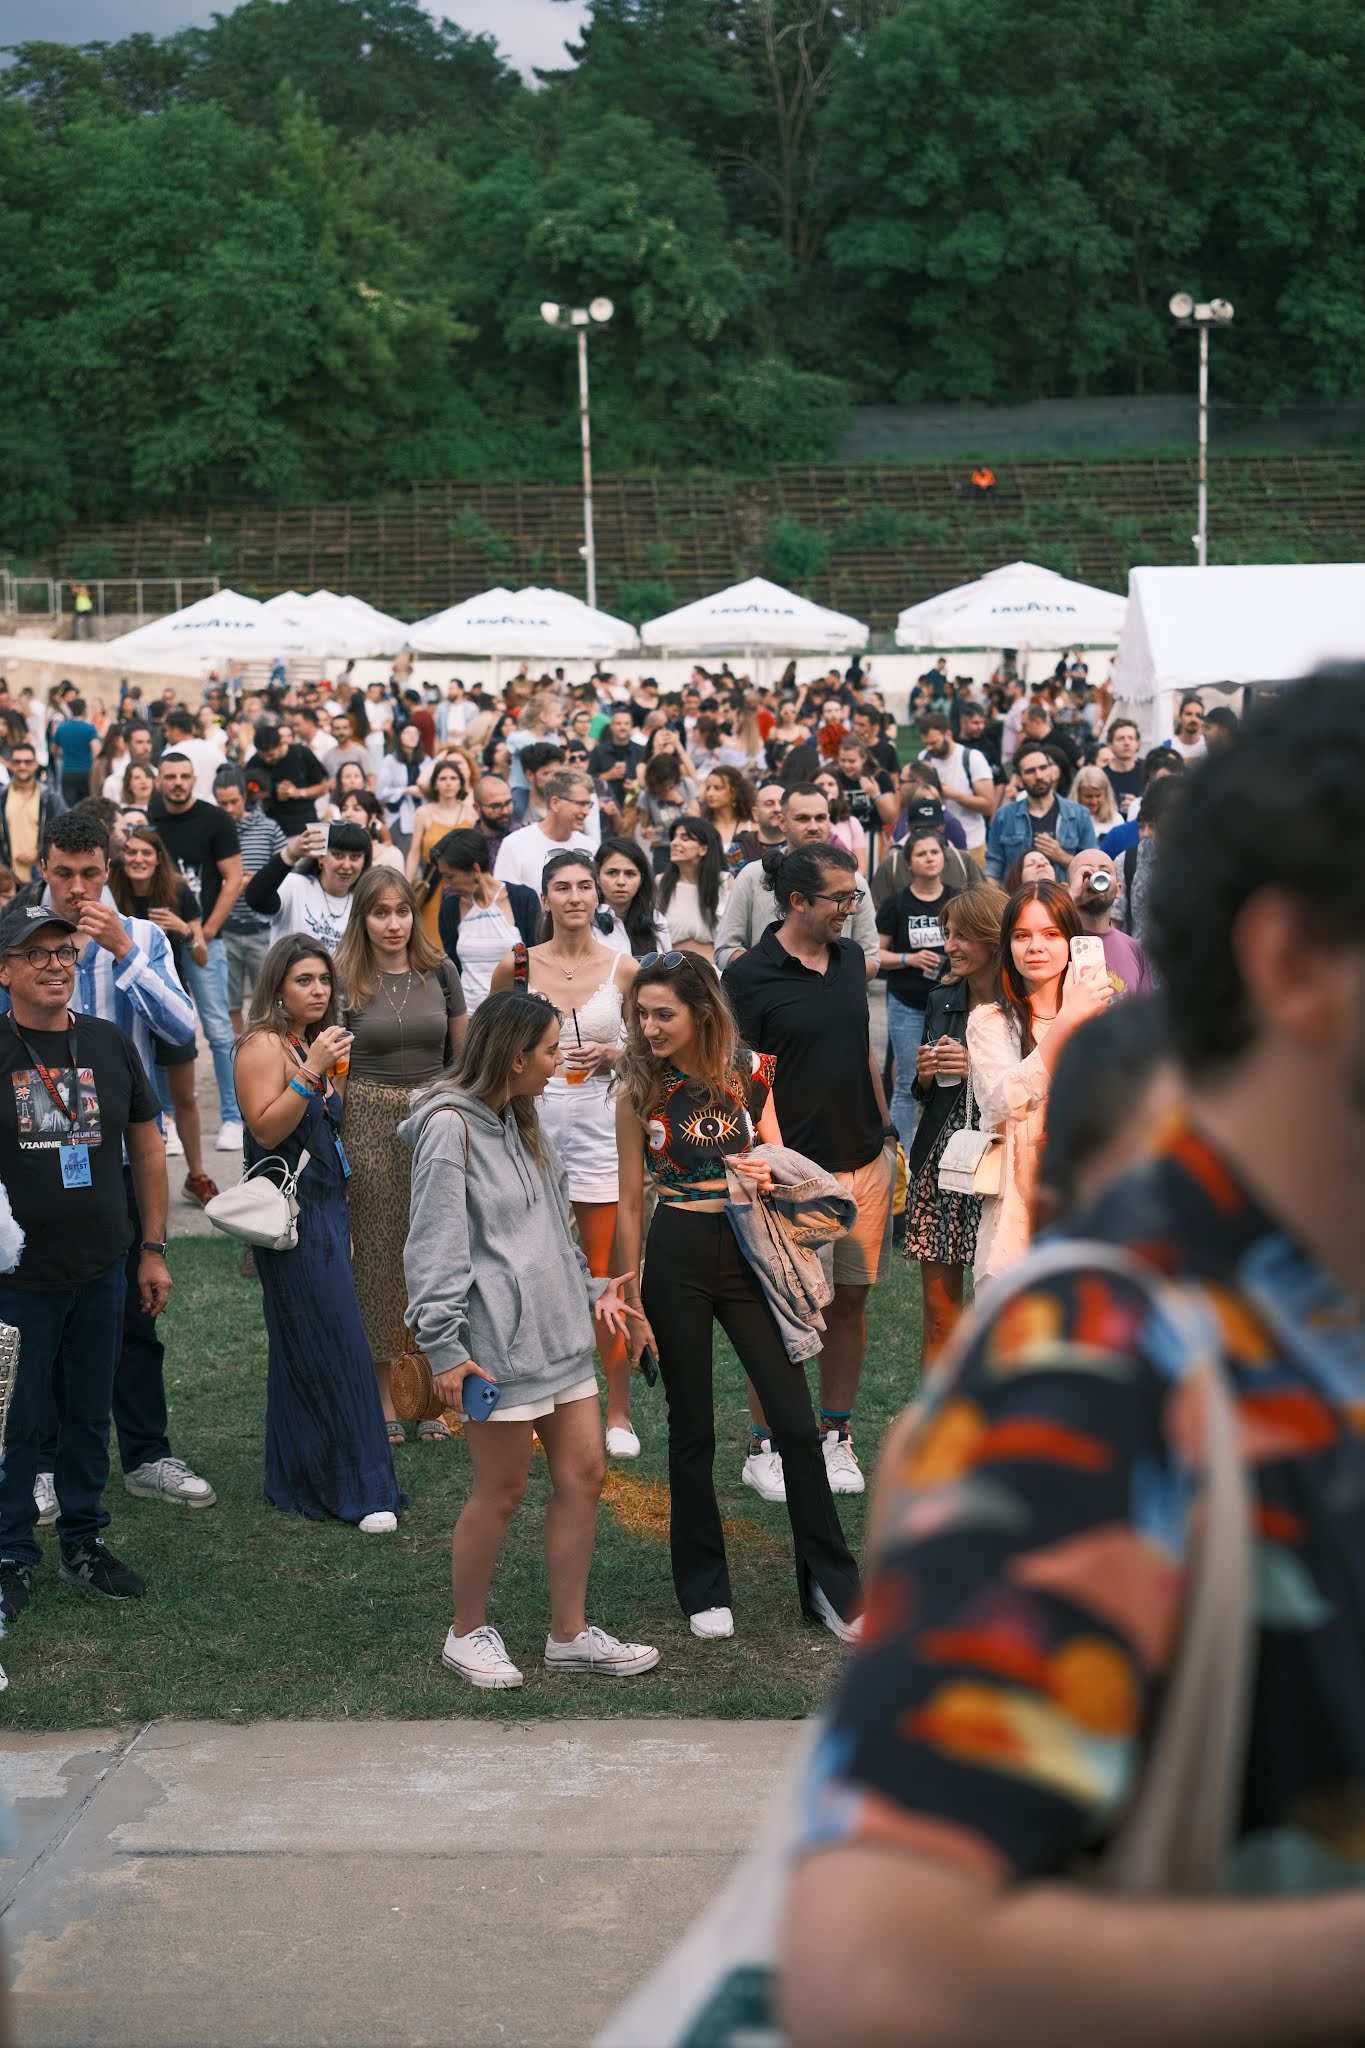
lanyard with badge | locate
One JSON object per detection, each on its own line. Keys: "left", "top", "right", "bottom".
{"left": 10, "top": 1009, "right": 92, "bottom": 1188}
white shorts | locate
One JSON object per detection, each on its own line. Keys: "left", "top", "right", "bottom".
{"left": 487, "top": 1374, "right": 599, "bottom": 1424}
{"left": 538, "top": 1075, "right": 620, "bottom": 1204}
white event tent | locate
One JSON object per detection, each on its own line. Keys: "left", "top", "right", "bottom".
{"left": 895, "top": 560, "right": 1127, "bottom": 652}
{"left": 1114, "top": 563, "right": 1365, "bottom": 740}
{"left": 642, "top": 577, "right": 867, "bottom": 654}
{"left": 406, "top": 586, "right": 638, "bottom": 661}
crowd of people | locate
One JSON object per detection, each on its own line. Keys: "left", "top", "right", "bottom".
{"left": 0, "top": 650, "right": 1251, "bottom": 1706}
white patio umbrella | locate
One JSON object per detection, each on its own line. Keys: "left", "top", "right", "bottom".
{"left": 277, "top": 589, "right": 411, "bottom": 657}
{"left": 105, "top": 588, "right": 336, "bottom": 667}
{"left": 895, "top": 560, "right": 1126, "bottom": 651}
{"left": 406, "top": 586, "right": 637, "bottom": 659}
{"left": 516, "top": 586, "right": 640, "bottom": 650}
{"left": 642, "top": 577, "right": 868, "bottom": 653}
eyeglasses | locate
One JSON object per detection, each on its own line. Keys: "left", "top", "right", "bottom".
{"left": 11, "top": 944, "right": 78, "bottom": 968}
{"left": 813, "top": 892, "right": 859, "bottom": 911}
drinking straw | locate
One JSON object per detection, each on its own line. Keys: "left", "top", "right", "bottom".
{"left": 572, "top": 1008, "right": 582, "bottom": 1046}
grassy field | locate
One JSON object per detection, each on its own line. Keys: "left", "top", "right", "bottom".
{"left": 4, "top": 1236, "right": 924, "bottom": 1730}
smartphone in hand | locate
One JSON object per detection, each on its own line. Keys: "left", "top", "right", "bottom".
{"left": 1069, "top": 934, "right": 1107, "bottom": 976}
{"left": 461, "top": 1377, "right": 502, "bottom": 1420}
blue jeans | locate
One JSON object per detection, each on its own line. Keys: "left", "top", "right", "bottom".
{"left": 886, "top": 994, "right": 929, "bottom": 1146}
{"left": 181, "top": 936, "right": 239, "bottom": 1123}
{"left": 0, "top": 1261, "right": 126, "bottom": 1567}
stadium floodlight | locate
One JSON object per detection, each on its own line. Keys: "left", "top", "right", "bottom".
{"left": 538, "top": 296, "right": 616, "bottom": 609}
{"left": 1169, "top": 293, "right": 1237, "bottom": 568}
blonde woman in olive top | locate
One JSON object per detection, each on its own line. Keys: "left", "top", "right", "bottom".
{"left": 334, "top": 866, "right": 467, "bottom": 1441}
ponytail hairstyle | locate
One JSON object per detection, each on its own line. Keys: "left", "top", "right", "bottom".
{"left": 659, "top": 815, "right": 724, "bottom": 927}
{"left": 761, "top": 839, "right": 857, "bottom": 914}
{"left": 538, "top": 848, "right": 600, "bottom": 943}
{"left": 594, "top": 835, "right": 660, "bottom": 957}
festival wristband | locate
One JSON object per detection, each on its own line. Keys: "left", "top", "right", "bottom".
{"left": 289, "top": 1077, "right": 316, "bottom": 1101}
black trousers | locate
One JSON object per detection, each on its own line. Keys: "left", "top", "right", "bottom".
{"left": 40, "top": 1167, "right": 171, "bottom": 1474}
{"left": 643, "top": 1204, "right": 861, "bottom": 1624}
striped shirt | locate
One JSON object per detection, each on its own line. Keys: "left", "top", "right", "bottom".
{"left": 0, "top": 888, "right": 194, "bottom": 1083}
{"left": 224, "top": 808, "right": 287, "bottom": 933}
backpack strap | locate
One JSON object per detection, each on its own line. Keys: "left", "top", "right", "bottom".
{"left": 512, "top": 941, "right": 529, "bottom": 992}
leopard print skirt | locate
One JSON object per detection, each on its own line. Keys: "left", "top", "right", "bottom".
{"left": 345, "top": 1078, "right": 421, "bottom": 1371}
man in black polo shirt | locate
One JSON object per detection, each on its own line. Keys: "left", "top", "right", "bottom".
{"left": 150, "top": 751, "right": 245, "bottom": 1149}
{"left": 724, "top": 843, "right": 896, "bottom": 1505}
{"left": 0, "top": 901, "right": 168, "bottom": 1626}
{"left": 243, "top": 721, "right": 330, "bottom": 838}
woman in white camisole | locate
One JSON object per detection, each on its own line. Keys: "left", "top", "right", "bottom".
{"left": 490, "top": 850, "right": 642, "bottom": 1458}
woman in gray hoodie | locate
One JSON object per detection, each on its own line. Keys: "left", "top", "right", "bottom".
{"left": 401, "top": 990, "right": 660, "bottom": 1692}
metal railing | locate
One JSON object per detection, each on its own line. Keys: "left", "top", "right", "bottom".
{"left": 1, "top": 573, "right": 220, "bottom": 623}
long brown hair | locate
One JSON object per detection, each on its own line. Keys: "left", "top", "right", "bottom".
{"left": 940, "top": 882, "right": 1008, "bottom": 985}
{"left": 413, "top": 989, "right": 555, "bottom": 1167}
{"left": 615, "top": 952, "right": 740, "bottom": 1118}
{"left": 238, "top": 936, "right": 339, "bottom": 1049}
{"left": 110, "top": 826, "right": 182, "bottom": 915}
{"left": 333, "top": 866, "right": 442, "bottom": 1011}
{"left": 996, "top": 880, "right": 1082, "bottom": 1055}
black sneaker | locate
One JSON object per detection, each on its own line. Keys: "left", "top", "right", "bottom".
{"left": 59, "top": 1540, "right": 146, "bottom": 1601}
{"left": 0, "top": 1559, "right": 33, "bottom": 1625}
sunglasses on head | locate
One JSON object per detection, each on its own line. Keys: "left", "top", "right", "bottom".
{"left": 639, "top": 950, "right": 696, "bottom": 973}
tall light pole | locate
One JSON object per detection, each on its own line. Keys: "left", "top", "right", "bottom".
{"left": 1168, "top": 293, "right": 1234, "bottom": 568}
{"left": 540, "top": 296, "right": 614, "bottom": 610}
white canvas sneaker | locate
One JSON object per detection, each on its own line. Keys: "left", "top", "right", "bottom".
{"left": 162, "top": 1118, "right": 185, "bottom": 1158}
{"left": 214, "top": 1119, "right": 244, "bottom": 1152}
{"left": 742, "top": 1438, "right": 786, "bottom": 1503}
{"left": 811, "top": 1583, "right": 863, "bottom": 1647}
{"left": 442, "top": 1624, "right": 524, "bottom": 1690}
{"left": 33, "top": 1471, "right": 58, "bottom": 1527}
{"left": 605, "top": 1425, "right": 641, "bottom": 1459}
{"left": 544, "top": 1625, "right": 660, "bottom": 1678}
{"left": 821, "top": 1429, "right": 865, "bottom": 1495}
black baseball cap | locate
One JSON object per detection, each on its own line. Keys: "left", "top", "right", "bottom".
{"left": 901, "top": 797, "right": 946, "bottom": 831}
{"left": 0, "top": 901, "right": 79, "bottom": 956}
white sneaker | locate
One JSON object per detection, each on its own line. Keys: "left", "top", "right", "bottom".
{"left": 742, "top": 1437, "right": 786, "bottom": 1503}
{"left": 822, "top": 1429, "right": 865, "bottom": 1495}
{"left": 214, "top": 1119, "right": 244, "bottom": 1152}
{"left": 605, "top": 1424, "right": 641, "bottom": 1459}
{"left": 0, "top": 1659, "right": 7, "bottom": 1691}
{"left": 123, "top": 1457, "right": 218, "bottom": 1508}
{"left": 690, "top": 1606, "right": 734, "bottom": 1640}
{"left": 811, "top": 1582, "right": 863, "bottom": 1647}
{"left": 442, "top": 1624, "right": 524, "bottom": 1690}
{"left": 34, "top": 1471, "right": 58, "bottom": 1527}
{"left": 358, "top": 1511, "right": 397, "bottom": 1533}
{"left": 544, "top": 1624, "right": 660, "bottom": 1679}
{"left": 162, "top": 1117, "right": 185, "bottom": 1158}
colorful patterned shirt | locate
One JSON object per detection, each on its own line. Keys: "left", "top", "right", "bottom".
{"left": 646, "top": 1050, "right": 776, "bottom": 1203}
{"left": 801, "top": 1122, "right": 1365, "bottom": 1896}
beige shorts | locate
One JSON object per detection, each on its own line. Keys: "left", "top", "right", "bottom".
{"left": 487, "top": 1373, "right": 599, "bottom": 1424}
{"left": 816, "top": 1147, "right": 895, "bottom": 1288}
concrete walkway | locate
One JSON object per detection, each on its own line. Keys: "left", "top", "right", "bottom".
{"left": 1, "top": 1717, "right": 801, "bottom": 2047}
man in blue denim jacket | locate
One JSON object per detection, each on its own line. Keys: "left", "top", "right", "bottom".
{"left": 984, "top": 742, "right": 1098, "bottom": 881}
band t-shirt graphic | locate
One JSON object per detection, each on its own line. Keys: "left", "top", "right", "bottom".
{"left": 11, "top": 1062, "right": 101, "bottom": 1148}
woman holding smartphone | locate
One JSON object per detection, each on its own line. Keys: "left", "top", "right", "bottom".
{"left": 234, "top": 936, "right": 404, "bottom": 1533}
{"left": 489, "top": 851, "right": 639, "bottom": 1456}
{"left": 243, "top": 820, "right": 372, "bottom": 953}
{"left": 614, "top": 952, "right": 862, "bottom": 1645}
{"left": 966, "top": 879, "right": 1112, "bottom": 1281}
{"left": 401, "top": 991, "right": 658, "bottom": 1691}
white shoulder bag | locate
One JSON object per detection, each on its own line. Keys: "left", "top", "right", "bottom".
{"left": 936, "top": 1056, "right": 1002, "bottom": 1196}
{"left": 205, "top": 1150, "right": 311, "bottom": 1251}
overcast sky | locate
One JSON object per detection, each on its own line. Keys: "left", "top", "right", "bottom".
{"left": 0, "top": 0, "right": 590, "bottom": 77}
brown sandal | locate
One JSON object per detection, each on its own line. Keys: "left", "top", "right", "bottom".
{"left": 183, "top": 1172, "right": 220, "bottom": 1208}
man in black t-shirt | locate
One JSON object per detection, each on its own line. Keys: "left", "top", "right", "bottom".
{"left": 243, "top": 722, "right": 330, "bottom": 837}
{"left": 587, "top": 706, "right": 645, "bottom": 788}
{"left": 724, "top": 843, "right": 897, "bottom": 1505}
{"left": 0, "top": 901, "right": 168, "bottom": 1622}
{"left": 150, "top": 751, "right": 245, "bottom": 1148}
{"left": 874, "top": 828, "right": 956, "bottom": 1144}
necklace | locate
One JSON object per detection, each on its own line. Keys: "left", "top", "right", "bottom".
{"left": 382, "top": 968, "right": 414, "bottom": 1021}
{"left": 540, "top": 945, "right": 595, "bottom": 983}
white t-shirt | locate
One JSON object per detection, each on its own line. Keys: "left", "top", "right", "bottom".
{"left": 1168, "top": 734, "right": 1207, "bottom": 762}
{"left": 492, "top": 822, "right": 595, "bottom": 893}
{"left": 266, "top": 873, "right": 354, "bottom": 953}
{"left": 919, "top": 741, "right": 992, "bottom": 850}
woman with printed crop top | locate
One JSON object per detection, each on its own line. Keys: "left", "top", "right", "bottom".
{"left": 613, "top": 949, "right": 862, "bottom": 1646}
{"left": 489, "top": 849, "right": 640, "bottom": 1458}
